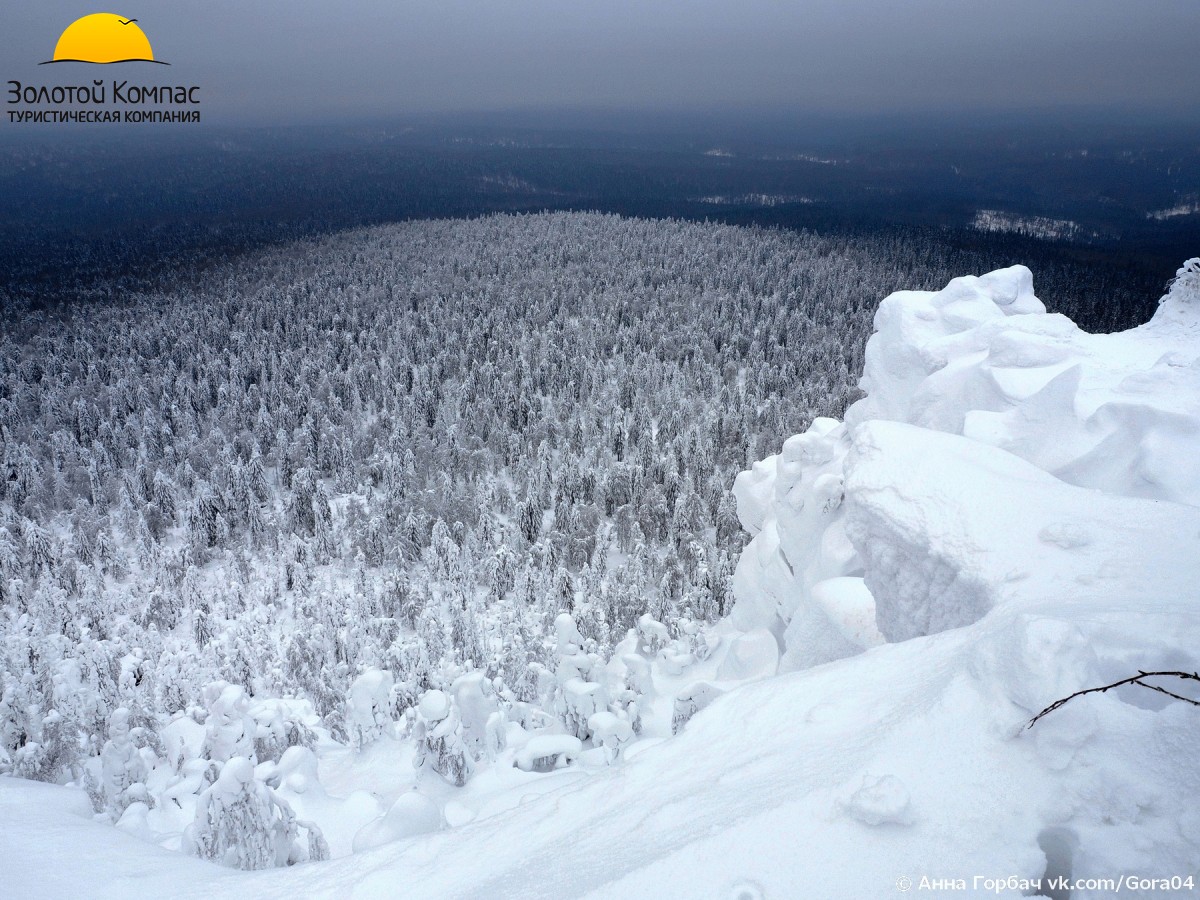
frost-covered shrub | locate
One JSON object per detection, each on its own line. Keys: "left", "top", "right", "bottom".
{"left": 636, "top": 614, "right": 670, "bottom": 656}
{"left": 514, "top": 734, "right": 582, "bottom": 773}
{"left": 302, "top": 818, "right": 331, "bottom": 862}
{"left": 450, "top": 671, "right": 504, "bottom": 760}
{"left": 99, "top": 707, "right": 149, "bottom": 819}
{"left": 201, "top": 682, "right": 256, "bottom": 763}
{"left": 560, "top": 678, "right": 608, "bottom": 742}
{"left": 143, "top": 588, "right": 181, "bottom": 632}
{"left": 554, "top": 613, "right": 585, "bottom": 657}
{"left": 253, "top": 705, "right": 317, "bottom": 764}
{"left": 345, "top": 668, "right": 395, "bottom": 750}
{"left": 587, "top": 710, "right": 634, "bottom": 763}
{"left": 412, "top": 689, "right": 472, "bottom": 786}
{"left": 671, "top": 682, "right": 725, "bottom": 735}
{"left": 550, "top": 619, "right": 608, "bottom": 741}
{"left": 0, "top": 677, "right": 83, "bottom": 783}
{"left": 549, "top": 619, "right": 609, "bottom": 744}
{"left": 185, "top": 756, "right": 324, "bottom": 870}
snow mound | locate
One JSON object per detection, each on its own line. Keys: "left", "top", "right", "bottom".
{"left": 713, "top": 629, "right": 779, "bottom": 681}
{"left": 734, "top": 264, "right": 1200, "bottom": 666}
{"left": 843, "top": 774, "right": 914, "bottom": 826}
{"left": 352, "top": 791, "right": 442, "bottom": 853}
{"left": 514, "top": 735, "right": 583, "bottom": 773}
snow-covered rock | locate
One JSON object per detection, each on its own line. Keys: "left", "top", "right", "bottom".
{"left": 848, "top": 262, "right": 1200, "bottom": 505}
{"left": 733, "top": 263, "right": 1200, "bottom": 666}
{"left": 845, "top": 420, "right": 1200, "bottom": 642}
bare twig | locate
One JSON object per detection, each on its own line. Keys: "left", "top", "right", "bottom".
{"left": 1027, "top": 670, "right": 1200, "bottom": 729}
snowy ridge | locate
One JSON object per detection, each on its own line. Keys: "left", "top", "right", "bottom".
{"left": 734, "top": 261, "right": 1200, "bottom": 662}
{"left": 851, "top": 263, "right": 1200, "bottom": 504}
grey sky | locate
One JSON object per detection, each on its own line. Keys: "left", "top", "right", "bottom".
{"left": 6, "top": 1, "right": 1200, "bottom": 122}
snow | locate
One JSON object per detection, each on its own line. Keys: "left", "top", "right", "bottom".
{"left": 4, "top": 260, "right": 1200, "bottom": 897}
{"left": 843, "top": 774, "right": 914, "bottom": 826}
{"left": 809, "top": 577, "right": 883, "bottom": 649}
{"left": 712, "top": 628, "right": 778, "bottom": 681}
{"left": 513, "top": 735, "right": 583, "bottom": 773}
{"left": 351, "top": 790, "right": 442, "bottom": 853}
{"left": 971, "top": 209, "right": 1096, "bottom": 242}
{"left": 345, "top": 669, "right": 394, "bottom": 749}
{"left": 417, "top": 690, "right": 450, "bottom": 724}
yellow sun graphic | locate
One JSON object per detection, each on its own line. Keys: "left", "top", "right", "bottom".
{"left": 45, "top": 13, "right": 165, "bottom": 65}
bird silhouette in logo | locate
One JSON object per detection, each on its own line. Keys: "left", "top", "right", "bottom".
{"left": 42, "top": 13, "right": 167, "bottom": 65}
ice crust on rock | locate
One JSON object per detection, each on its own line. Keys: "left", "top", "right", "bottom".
{"left": 733, "top": 264, "right": 1200, "bottom": 662}
{"left": 849, "top": 262, "right": 1200, "bottom": 504}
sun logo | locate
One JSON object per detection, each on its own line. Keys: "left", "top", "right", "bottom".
{"left": 41, "top": 13, "right": 168, "bottom": 65}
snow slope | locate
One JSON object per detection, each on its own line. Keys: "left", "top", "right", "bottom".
{"left": 4, "top": 261, "right": 1200, "bottom": 898}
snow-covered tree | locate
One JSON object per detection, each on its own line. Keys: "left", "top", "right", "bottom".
{"left": 201, "top": 682, "right": 256, "bottom": 763}
{"left": 345, "top": 668, "right": 395, "bottom": 750}
{"left": 98, "top": 707, "right": 149, "bottom": 819}
{"left": 412, "top": 689, "right": 472, "bottom": 786}
{"left": 186, "top": 756, "right": 321, "bottom": 870}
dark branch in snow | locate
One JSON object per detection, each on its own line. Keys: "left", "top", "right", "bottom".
{"left": 1027, "top": 670, "right": 1200, "bottom": 729}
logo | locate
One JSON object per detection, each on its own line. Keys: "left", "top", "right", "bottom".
{"left": 42, "top": 13, "right": 168, "bottom": 66}
{"left": 7, "top": 12, "right": 200, "bottom": 125}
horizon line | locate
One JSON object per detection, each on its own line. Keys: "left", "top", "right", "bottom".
{"left": 39, "top": 58, "right": 170, "bottom": 66}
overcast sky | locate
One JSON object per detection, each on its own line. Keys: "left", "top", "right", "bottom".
{"left": 6, "top": 1, "right": 1200, "bottom": 122}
